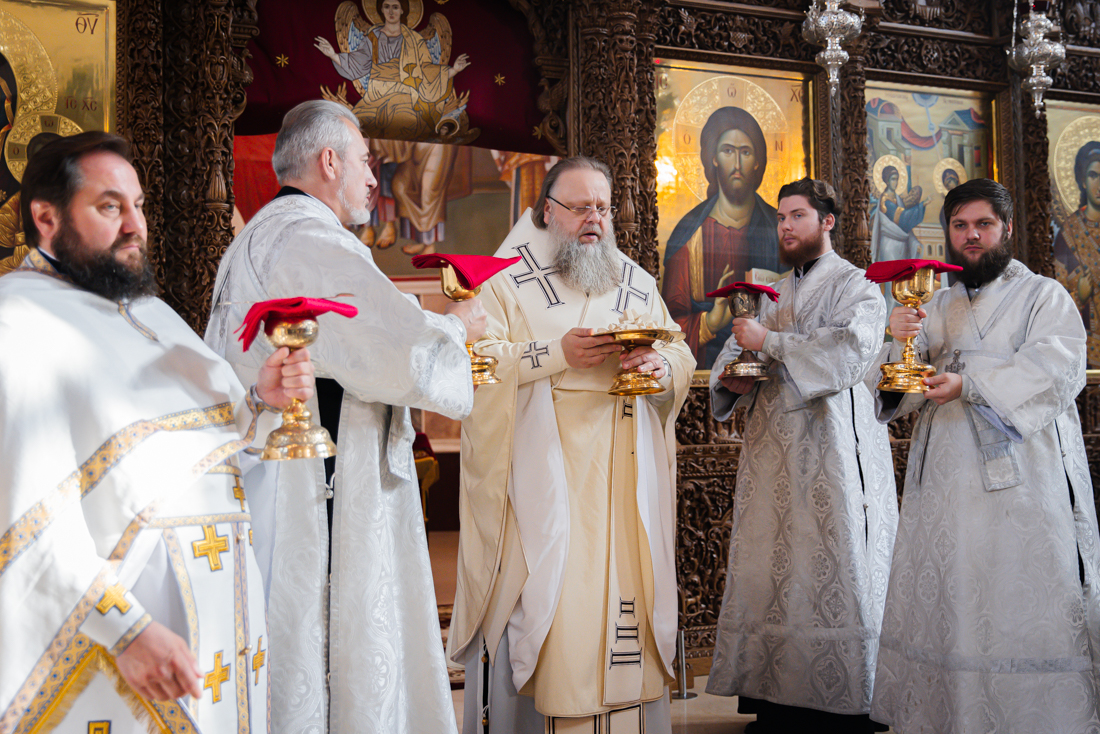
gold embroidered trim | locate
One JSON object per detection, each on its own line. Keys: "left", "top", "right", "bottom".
{"left": 233, "top": 521, "right": 251, "bottom": 732}
{"left": 150, "top": 513, "right": 250, "bottom": 529}
{"left": 16, "top": 636, "right": 172, "bottom": 734}
{"left": 206, "top": 463, "right": 241, "bottom": 477}
{"left": 117, "top": 302, "right": 159, "bottom": 342}
{"left": 107, "top": 613, "right": 151, "bottom": 658}
{"left": 0, "top": 403, "right": 236, "bottom": 577}
{"left": 162, "top": 530, "right": 201, "bottom": 718}
{"left": 149, "top": 699, "right": 200, "bottom": 732}
{"left": 15, "top": 248, "right": 72, "bottom": 286}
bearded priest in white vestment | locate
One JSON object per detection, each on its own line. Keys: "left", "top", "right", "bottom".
{"left": 706, "top": 179, "right": 897, "bottom": 733}
{"left": 1, "top": 132, "right": 315, "bottom": 733}
{"left": 872, "top": 179, "right": 1100, "bottom": 733}
{"left": 205, "top": 100, "right": 484, "bottom": 734}
{"left": 448, "top": 157, "right": 695, "bottom": 734}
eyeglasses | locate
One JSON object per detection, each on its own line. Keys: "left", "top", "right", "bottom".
{"left": 547, "top": 195, "right": 616, "bottom": 219}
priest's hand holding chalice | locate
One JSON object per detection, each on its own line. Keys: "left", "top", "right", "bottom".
{"left": 411, "top": 252, "right": 520, "bottom": 386}
{"left": 236, "top": 297, "right": 359, "bottom": 460}
{"left": 865, "top": 259, "right": 962, "bottom": 393}
{"left": 706, "top": 282, "right": 781, "bottom": 391}
{"left": 592, "top": 309, "right": 686, "bottom": 396}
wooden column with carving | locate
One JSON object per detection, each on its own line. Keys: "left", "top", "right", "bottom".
{"left": 1023, "top": 110, "right": 1054, "bottom": 277}
{"left": 838, "top": 19, "right": 877, "bottom": 268}
{"left": 159, "top": 0, "right": 257, "bottom": 333}
{"left": 117, "top": 0, "right": 165, "bottom": 275}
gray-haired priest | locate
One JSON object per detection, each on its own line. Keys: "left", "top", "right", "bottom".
{"left": 0, "top": 131, "right": 315, "bottom": 732}
{"left": 449, "top": 156, "right": 696, "bottom": 733}
{"left": 206, "top": 100, "right": 485, "bottom": 734}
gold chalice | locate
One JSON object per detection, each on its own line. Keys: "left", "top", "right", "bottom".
{"left": 722, "top": 290, "right": 770, "bottom": 381}
{"left": 607, "top": 328, "right": 686, "bottom": 396}
{"left": 878, "top": 265, "right": 937, "bottom": 393}
{"left": 440, "top": 265, "right": 501, "bottom": 386}
{"left": 261, "top": 319, "right": 337, "bottom": 460}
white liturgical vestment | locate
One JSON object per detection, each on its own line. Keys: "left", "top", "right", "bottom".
{"left": 0, "top": 249, "right": 273, "bottom": 734}
{"left": 206, "top": 192, "right": 472, "bottom": 734}
{"left": 871, "top": 260, "right": 1100, "bottom": 733}
{"left": 706, "top": 250, "right": 898, "bottom": 715}
{"left": 449, "top": 210, "right": 695, "bottom": 731}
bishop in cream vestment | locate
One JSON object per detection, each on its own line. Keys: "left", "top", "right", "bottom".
{"left": 449, "top": 210, "right": 695, "bottom": 732}
{"left": 0, "top": 249, "right": 275, "bottom": 734}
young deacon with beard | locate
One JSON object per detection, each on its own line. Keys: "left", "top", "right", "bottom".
{"left": 871, "top": 178, "right": 1100, "bottom": 733}
{"left": 450, "top": 156, "right": 695, "bottom": 734}
{"left": 707, "top": 178, "right": 897, "bottom": 733}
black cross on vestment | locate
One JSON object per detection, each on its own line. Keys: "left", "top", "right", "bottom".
{"left": 613, "top": 262, "right": 650, "bottom": 315}
{"left": 521, "top": 341, "right": 551, "bottom": 369}
{"left": 510, "top": 244, "right": 563, "bottom": 309}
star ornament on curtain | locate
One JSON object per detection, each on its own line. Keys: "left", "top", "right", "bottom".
{"left": 494, "top": 74, "right": 505, "bottom": 86}
{"left": 275, "top": 54, "right": 289, "bottom": 68}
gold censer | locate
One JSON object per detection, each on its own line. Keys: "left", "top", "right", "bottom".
{"left": 722, "top": 290, "right": 770, "bottom": 381}
{"left": 261, "top": 319, "right": 338, "bottom": 460}
{"left": 440, "top": 265, "right": 501, "bottom": 386}
{"left": 878, "top": 266, "right": 937, "bottom": 393}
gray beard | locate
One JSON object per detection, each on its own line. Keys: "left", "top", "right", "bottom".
{"left": 338, "top": 169, "right": 371, "bottom": 225}
{"left": 550, "top": 221, "right": 621, "bottom": 296}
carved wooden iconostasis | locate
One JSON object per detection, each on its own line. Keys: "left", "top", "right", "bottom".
{"left": 24, "top": 0, "right": 1099, "bottom": 674}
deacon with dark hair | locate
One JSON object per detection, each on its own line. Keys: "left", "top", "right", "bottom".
{"left": 872, "top": 178, "right": 1100, "bottom": 732}
{"left": 662, "top": 106, "right": 781, "bottom": 369}
{"left": 0, "top": 131, "right": 314, "bottom": 732}
{"left": 450, "top": 156, "right": 695, "bottom": 734}
{"left": 707, "top": 178, "right": 897, "bottom": 733}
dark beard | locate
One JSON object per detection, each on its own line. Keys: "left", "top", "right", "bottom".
{"left": 51, "top": 215, "right": 158, "bottom": 301}
{"left": 947, "top": 232, "right": 1013, "bottom": 287}
{"left": 779, "top": 226, "right": 825, "bottom": 268}
{"left": 716, "top": 170, "right": 755, "bottom": 206}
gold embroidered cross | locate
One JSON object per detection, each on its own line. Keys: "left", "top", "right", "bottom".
{"left": 252, "top": 636, "right": 266, "bottom": 684}
{"left": 88, "top": 722, "right": 111, "bottom": 734}
{"left": 232, "top": 476, "right": 246, "bottom": 512}
{"left": 95, "top": 583, "right": 132, "bottom": 615}
{"left": 192, "top": 525, "right": 229, "bottom": 571}
{"left": 204, "top": 651, "right": 230, "bottom": 703}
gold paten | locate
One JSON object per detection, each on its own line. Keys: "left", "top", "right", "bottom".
{"left": 261, "top": 319, "right": 338, "bottom": 460}
{"left": 721, "top": 290, "right": 771, "bottom": 381}
{"left": 440, "top": 265, "right": 502, "bottom": 386}
{"left": 878, "top": 266, "right": 937, "bottom": 393}
{"left": 606, "top": 328, "right": 686, "bottom": 396}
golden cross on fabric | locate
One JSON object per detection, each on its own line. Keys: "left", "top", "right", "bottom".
{"left": 88, "top": 722, "right": 111, "bottom": 734}
{"left": 192, "top": 525, "right": 229, "bottom": 571}
{"left": 232, "top": 476, "right": 246, "bottom": 512}
{"left": 252, "top": 636, "right": 266, "bottom": 684}
{"left": 95, "top": 583, "right": 132, "bottom": 615}
{"left": 204, "top": 651, "right": 230, "bottom": 703}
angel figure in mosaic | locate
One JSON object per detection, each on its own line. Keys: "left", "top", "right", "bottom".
{"left": 315, "top": 0, "right": 474, "bottom": 144}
